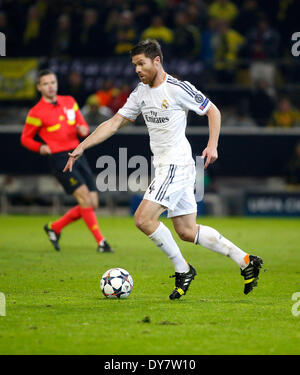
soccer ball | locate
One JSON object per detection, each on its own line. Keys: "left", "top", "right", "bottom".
{"left": 100, "top": 268, "right": 133, "bottom": 299}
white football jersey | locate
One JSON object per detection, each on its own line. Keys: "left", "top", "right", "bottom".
{"left": 118, "top": 73, "right": 211, "bottom": 167}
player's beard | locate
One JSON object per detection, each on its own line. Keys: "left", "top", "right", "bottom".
{"left": 146, "top": 69, "right": 158, "bottom": 87}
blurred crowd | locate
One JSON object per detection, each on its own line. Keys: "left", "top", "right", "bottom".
{"left": 0, "top": 0, "right": 299, "bottom": 127}
{"left": 1, "top": 0, "right": 297, "bottom": 60}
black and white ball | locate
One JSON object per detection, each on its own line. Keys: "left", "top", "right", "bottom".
{"left": 100, "top": 268, "right": 133, "bottom": 299}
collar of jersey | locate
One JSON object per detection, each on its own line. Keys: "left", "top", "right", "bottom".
{"left": 41, "top": 95, "right": 61, "bottom": 106}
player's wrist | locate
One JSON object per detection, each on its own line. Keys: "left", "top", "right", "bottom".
{"left": 77, "top": 143, "right": 85, "bottom": 154}
{"left": 207, "top": 142, "right": 218, "bottom": 149}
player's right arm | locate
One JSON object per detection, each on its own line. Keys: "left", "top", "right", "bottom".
{"left": 63, "top": 113, "right": 129, "bottom": 172}
{"left": 64, "top": 85, "right": 141, "bottom": 172}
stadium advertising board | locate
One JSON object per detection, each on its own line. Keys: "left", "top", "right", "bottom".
{"left": 245, "top": 192, "right": 300, "bottom": 216}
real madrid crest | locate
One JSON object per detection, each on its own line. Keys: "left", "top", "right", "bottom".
{"left": 161, "top": 99, "right": 169, "bottom": 109}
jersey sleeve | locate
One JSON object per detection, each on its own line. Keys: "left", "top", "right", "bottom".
{"left": 21, "top": 108, "right": 43, "bottom": 153}
{"left": 117, "top": 86, "right": 141, "bottom": 122}
{"left": 177, "top": 81, "right": 211, "bottom": 116}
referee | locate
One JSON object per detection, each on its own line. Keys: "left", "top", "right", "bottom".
{"left": 21, "top": 69, "right": 113, "bottom": 253}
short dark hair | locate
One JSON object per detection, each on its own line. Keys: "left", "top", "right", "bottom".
{"left": 37, "top": 69, "right": 56, "bottom": 83}
{"left": 130, "top": 39, "right": 163, "bottom": 63}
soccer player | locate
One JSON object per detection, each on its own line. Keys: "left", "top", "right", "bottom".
{"left": 64, "top": 40, "right": 263, "bottom": 299}
{"left": 21, "top": 69, "right": 113, "bottom": 253}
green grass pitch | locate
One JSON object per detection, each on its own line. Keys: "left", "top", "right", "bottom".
{"left": 0, "top": 215, "right": 299, "bottom": 355}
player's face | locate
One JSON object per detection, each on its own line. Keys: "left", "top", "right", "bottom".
{"left": 37, "top": 74, "right": 58, "bottom": 99}
{"left": 132, "top": 54, "right": 159, "bottom": 85}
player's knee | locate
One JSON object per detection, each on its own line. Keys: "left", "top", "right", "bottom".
{"left": 91, "top": 196, "right": 99, "bottom": 209}
{"left": 75, "top": 189, "right": 92, "bottom": 207}
{"left": 79, "top": 196, "right": 93, "bottom": 207}
{"left": 134, "top": 212, "right": 149, "bottom": 232}
{"left": 134, "top": 212, "right": 144, "bottom": 230}
{"left": 177, "top": 228, "right": 194, "bottom": 242}
{"left": 92, "top": 201, "right": 99, "bottom": 210}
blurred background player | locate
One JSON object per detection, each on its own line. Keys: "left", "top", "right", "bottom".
{"left": 21, "top": 70, "right": 113, "bottom": 253}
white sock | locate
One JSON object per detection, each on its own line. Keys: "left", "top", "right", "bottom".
{"left": 194, "top": 225, "right": 249, "bottom": 269}
{"left": 148, "top": 222, "right": 189, "bottom": 273}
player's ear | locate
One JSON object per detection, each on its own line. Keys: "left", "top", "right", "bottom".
{"left": 153, "top": 55, "right": 161, "bottom": 65}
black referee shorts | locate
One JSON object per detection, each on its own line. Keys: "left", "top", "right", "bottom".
{"left": 48, "top": 151, "right": 97, "bottom": 195}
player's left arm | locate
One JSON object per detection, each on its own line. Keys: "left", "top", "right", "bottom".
{"left": 175, "top": 80, "right": 220, "bottom": 169}
{"left": 202, "top": 102, "right": 221, "bottom": 169}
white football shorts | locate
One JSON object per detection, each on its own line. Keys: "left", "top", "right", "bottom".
{"left": 143, "top": 164, "right": 197, "bottom": 218}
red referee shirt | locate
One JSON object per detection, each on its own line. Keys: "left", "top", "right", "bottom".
{"left": 21, "top": 95, "right": 89, "bottom": 153}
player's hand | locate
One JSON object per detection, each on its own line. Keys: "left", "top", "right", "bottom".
{"left": 40, "top": 145, "right": 51, "bottom": 155}
{"left": 76, "top": 125, "right": 89, "bottom": 138}
{"left": 202, "top": 146, "right": 218, "bottom": 169}
{"left": 63, "top": 145, "right": 84, "bottom": 172}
